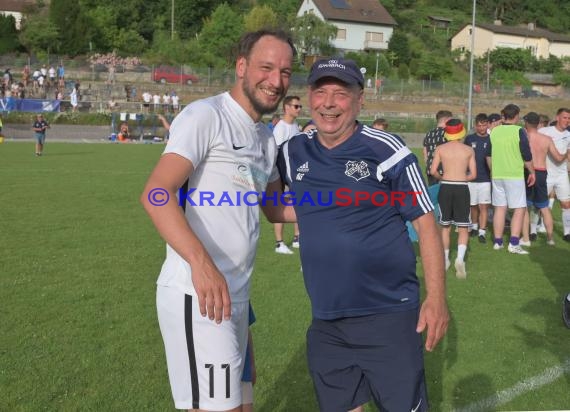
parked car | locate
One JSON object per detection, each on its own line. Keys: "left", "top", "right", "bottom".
{"left": 151, "top": 66, "right": 199, "bottom": 85}
{"left": 517, "top": 89, "right": 550, "bottom": 98}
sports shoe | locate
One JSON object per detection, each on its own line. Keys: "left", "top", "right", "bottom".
{"left": 508, "top": 244, "right": 529, "bottom": 255}
{"left": 537, "top": 224, "right": 547, "bottom": 234}
{"left": 292, "top": 236, "right": 300, "bottom": 248}
{"left": 519, "top": 240, "right": 531, "bottom": 247}
{"left": 529, "top": 233, "right": 537, "bottom": 241}
{"left": 564, "top": 234, "right": 570, "bottom": 242}
{"left": 469, "top": 229, "right": 477, "bottom": 237}
{"left": 493, "top": 243, "right": 503, "bottom": 250}
{"left": 478, "top": 234, "right": 486, "bottom": 244}
{"left": 275, "top": 243, "right": 293, "bottom": 255}
{"left": 563, "top": 293, "right": 570, "bottom": 329}
{"left": 546, "top": 239, "right": 555, "bottom": 246}
{"left": 455, "top": 259, "right": 467, "bottom": 279}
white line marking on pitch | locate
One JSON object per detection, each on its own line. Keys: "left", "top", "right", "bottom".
{"left": 455, "top": 358, "right": 570, "bottom": 412}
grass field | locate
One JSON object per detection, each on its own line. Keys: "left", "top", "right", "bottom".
{"left": 1, "top": 142, "right": 569, "bottom": 411}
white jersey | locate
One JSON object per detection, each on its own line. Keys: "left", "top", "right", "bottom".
{"left": 273, "top": 119, "right": 300, "bottom": 146}
{"left": 158, "top": 92, "right": 279, "bottom": 302}
{"left": 539, "top": 125, "right": 570, "bottom": 175}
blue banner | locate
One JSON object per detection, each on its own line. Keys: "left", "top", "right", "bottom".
{"left": 0, "top": 98, "right": 61, "bottom": 113}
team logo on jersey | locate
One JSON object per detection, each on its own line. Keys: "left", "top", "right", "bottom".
{"left": 345, "top": 160, "right": 370, "bottom": 181}
{"left": 296, "top": 161, "right": 309, "bottom": 181}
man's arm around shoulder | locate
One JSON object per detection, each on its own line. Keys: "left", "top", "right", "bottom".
{"left": 261, "top": 179, "right": 297, "bottom": 223}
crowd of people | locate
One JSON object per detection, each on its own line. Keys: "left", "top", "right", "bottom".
{"left": 1, "top": 64, "right": 67, "bottom": 101}
{"left": 419, "top": 106, "right": 569, "bottom": 280}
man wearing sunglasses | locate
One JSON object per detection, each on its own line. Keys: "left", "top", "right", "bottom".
{"left": 272, "top": 95, "right": 302, "bottom": 254}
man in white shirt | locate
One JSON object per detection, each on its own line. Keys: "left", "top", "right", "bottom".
{"left": 539, "top": 108, "right": 570, "bottom": 241}
{"left": 142, "top": 91, "right": 152, "bottom": 113}
{"left": 272, "top": 95, "right": 302, "bottom": 253}
{"left": 140, "top": 30, "right": 296, "bottom": 411}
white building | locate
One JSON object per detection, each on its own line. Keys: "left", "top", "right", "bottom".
{"left": 451, "top": 21, "right": 570, "bottom": 60}
{"left": 0, "top": 0, "right": 36, "bottom": 30}
{"left": 297, "top": 0, "right": 397, "bottom": 53}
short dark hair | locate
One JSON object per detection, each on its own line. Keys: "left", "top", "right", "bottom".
{"left": 474, "top": 113, "right": 488, "bottom": 124}
{"left": 436, "top": 110, "right": 452, "bottom": 121}
{"left": 236, "top": 29, "right": 297, "bottom": 60}
{"left": 372, "top": 118, "right": 388, "bottom": 127}
{"left": 556, "top": 107, "right": 570, "bottom": 115}
{"left": 282, "top": 95, "right": 300, "bottom": 108}
{"left": 501, "top": 104, "right": 520, "bottom": 120}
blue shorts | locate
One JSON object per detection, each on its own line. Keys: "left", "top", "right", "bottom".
{"left": 307, "top": 309, "right": 427, "bottom": 412}
{"left": 526, "top": 169, "right": 548, "bottom": 209}
{"left": 35, "top": 132, "right": 46, "bottom": 144}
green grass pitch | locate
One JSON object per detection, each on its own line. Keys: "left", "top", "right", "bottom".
{"left": 1, "top": 142, "right": 569, "bottom": 411}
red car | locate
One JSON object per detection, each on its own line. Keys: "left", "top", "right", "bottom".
{"left": 151, "top": 66, "right": 198, "bottom": 85}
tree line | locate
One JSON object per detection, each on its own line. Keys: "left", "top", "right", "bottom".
{"left": 1, "top": 0, "right": 569, "bottom": 85}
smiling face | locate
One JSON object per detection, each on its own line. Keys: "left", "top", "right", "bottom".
{"left": 233, "top": 35, "right": 293, "bottom": 122}
{"left": 308, "top": 78, "right": 363, "bottom": 148}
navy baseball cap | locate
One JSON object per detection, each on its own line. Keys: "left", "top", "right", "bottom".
{"left": 308, "top": 58, "right": 364, "bottom": 88}
{"left": 488, "top": 113, "right": 501, "bottom": 123}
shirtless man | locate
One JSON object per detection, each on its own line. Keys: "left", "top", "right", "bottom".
{"left": 521, "top": 112, "right": 567, "bottom": 245}
{"left": 430, "top": 119, "right": 476, "bottom": 279}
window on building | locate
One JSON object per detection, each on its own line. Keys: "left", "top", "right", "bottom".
{"left": 365, "top": 32, "right": 384, "bottom": 42}
{"left": 337, "top": 29, "right": 346, "bottom": 40}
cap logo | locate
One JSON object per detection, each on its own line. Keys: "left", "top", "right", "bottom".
{"left": 318, "top": 60, "right": 346, "bottom": 70}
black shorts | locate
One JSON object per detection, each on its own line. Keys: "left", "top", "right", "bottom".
{"left": 437, "top": 182, "right": 471, "bottom": 227}
{"left": 526, "top": 169, "right": 548, "bottom": 209}
{"left": 307, "top": 309, "right": 427, "bottom": 412}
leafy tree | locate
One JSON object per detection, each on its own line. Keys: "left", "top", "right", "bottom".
{"left": 258, "top": 0, "right": 300, "bottom": 20}
{"left": 50, "top": 0, "right": 92, "bottom": 55}
{"left": 553, "top": 70, "right": 570, "bottom": 87}
{"left": 146, "top": 31, "right": 192, "bottom": 65}
{"left": 19, "top": 14, "right": 60, "bottom": 55}
{"left": 174, "top": 0, "right": 225, "bottom": 40}
{"left": 344, "top": 51, "right": 391, "bottom": 80}
{"left": 490, "top": 47, "right": 533, "bottom": 72}
{"left": 414, "top": 54, "right": 454, "bottom": 80}
{"left": 113, "top": 29, "right": 148, "bottom": 55}
{"left": 531, "top": 55, "right": 563, "bottom": 74}
{"left": 493, "top": 68, "right": 529, "bottom": 87}
{"left": 0, "top": 15, "right": 20, "bottom": 54}
{"left": 244, "top": 5, "right": 278, "bottom": 32}
{"left": 198, "top": 3, "right": 244, "bottom": 68}
{"left": 398, "top": 63, "right": 410, "bottom": 80}
{"left": 290, "top": 13, "right": 337, "bottom": 59}
{"left": 387, "top": 31, "right": 410, "bottom": 66}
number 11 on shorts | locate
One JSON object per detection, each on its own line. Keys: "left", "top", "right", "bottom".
{"left": 205, "top": 364, "right": 230, "bottom": 398}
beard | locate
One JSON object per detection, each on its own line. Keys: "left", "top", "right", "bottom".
{"left": 242, "top": 75, "right": 284, "bottom": 116}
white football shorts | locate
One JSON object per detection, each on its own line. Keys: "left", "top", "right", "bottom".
{"left": 468, "top": 182, "right": 492, "bottom": 205}
{"left": 492, "top": 179, "right": 526, "bottom": 208}
{"left": 157, "top": 285, "right": 249, "bottom": 411}
{"left": 547, "top": 172, "right": 570, "bottom": 201}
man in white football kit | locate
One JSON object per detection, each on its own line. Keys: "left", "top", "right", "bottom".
{"left": 272, "top": 95, "right": 302, "bottom": 254}
{"left": 539, "top": 108, "right": 570, "bottom": 241}
{"left": 141, "top": 30, "right": 296, "bottom": 411}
